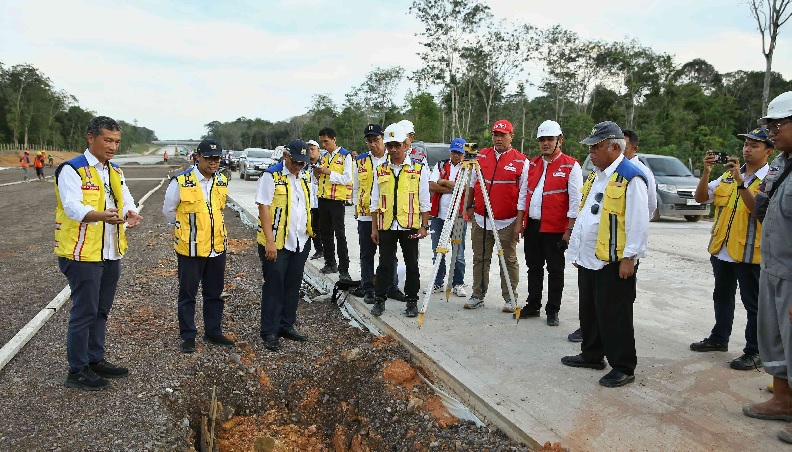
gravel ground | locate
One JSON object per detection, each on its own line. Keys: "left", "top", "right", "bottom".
{"left": 0, "top": 166, "right": 535, "bottom": 451}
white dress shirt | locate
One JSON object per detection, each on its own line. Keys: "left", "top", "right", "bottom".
{"left": 566, "top": 154, "right": 649, "bottom": 270}
{"left": 707, "top": 163, "right": 769, "bottom": 263}
{"left": 322, "top": 147, "right": 354, "bottom": 187}
{"left": 370, "top": 158, "right": 431, "bottom": 230}
{"left": 255, "top": 165, "right": 310, "bottom": 253}
{"left": 429, "top": 159, "right": 463, "bottom": 220}
{"left": 630, "top": 156, "right": 658, "bottom": 220}
{"left": 352, "top": 152, "right": 389, "bottom": 222}
{"left": 469, "top": 149, "right": 526, "bottom": 230}
{"left": 57, "top": 149, "right": 138, "bottom": 260}
{"left": 163, "top": 167, "right": 224, "bottom": 257}
{"left": 517, "top": 153, "right": 583, "bottom": 220}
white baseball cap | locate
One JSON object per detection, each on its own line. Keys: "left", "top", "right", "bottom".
{"left": 383, "top": 123, "right": 408, "bottom": 144}
{"left": 537, "top": 120, "right": 563, "bottom": 138}
{"left": 307, "top": 139, "right": 320, "bottom": 148}
{"left": 758, "top": 91, "right": 792, "bottom": 125}
{"left": 397, "top": 119, "right": 415, "bottom": 135}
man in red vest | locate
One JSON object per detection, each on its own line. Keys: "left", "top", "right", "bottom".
{"left": 515, "top": 120, "right": 583, "bottom": 326}
{"left": 464, "top": 119, "right": 526, "bottom": 312}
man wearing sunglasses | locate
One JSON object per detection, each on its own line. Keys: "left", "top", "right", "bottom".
{"left": 561, "top": 121, "right": 649, "bottom": 388}
{"left": 163, "top": 139, "right": 233, "bottom": 353}
{"left": 743, "top": 91, "right": 792, "bottom": 444}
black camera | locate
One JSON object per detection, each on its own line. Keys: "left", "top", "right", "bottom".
{"left": 709, "top": 151, "right": 730, "bottom": 165}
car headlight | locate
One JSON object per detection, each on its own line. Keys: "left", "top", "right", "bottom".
{"left": 657, "top": 183, "right": 677, "bottom": 193}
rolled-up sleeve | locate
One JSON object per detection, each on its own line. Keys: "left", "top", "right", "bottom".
{"left": 419, "top": 164, "right": 431, "bottom": 213}
{"left": 329, "top": 153, "right": 354, "bottom": 186}
{"left": 566, "top": 162, "right": 583, "bottom": 218}
{"left": 121, "top": 175, "right": 138, "bottom": 217}
{"left": 370, "top": 173, "right": 380, "bottom": 212}
{"left": 162, "top": 178, "right": 180, "bottom": 224}
{"left": 623, "top": 177, "right": 649, "bottom": 259}
{"left": 57, "top": 165, "right": 94, "bottom": 222}
{"left": 517, "top": 167, "right": 529, "bottom": 211}
{"left": 255, "top": 172, "right": 275, "bottom": 206}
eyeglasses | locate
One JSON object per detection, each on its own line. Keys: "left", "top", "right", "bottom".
{"left": 770, "top": 119, "right": 792, "bottom": 133}
{"left": 385, "top": 142, "right": 403, "bottom": 150}
{"left": 590, "top": 192, "right": 603, "bottom": 215}
{"left": 201, "top": 156, "right": 221, "bottom": 162}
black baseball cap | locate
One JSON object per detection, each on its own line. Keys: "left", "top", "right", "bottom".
{"left": 197, "top": 139, "right": 222, "bottom": 157}
{"left": 364, "top": 124, "right": 384, "bottom": 137}
{"left": 286, "top": 139, "right": 310, "bottom": 163}
{"left": 580, "top": 121, "right": 624, "bottom": 146}
{"left": 737, "top": 127, "right": 774, "bottom": 148}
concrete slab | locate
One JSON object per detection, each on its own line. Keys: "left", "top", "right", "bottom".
{"left": 228, "top": 178, "right": 780, "bottom": 451}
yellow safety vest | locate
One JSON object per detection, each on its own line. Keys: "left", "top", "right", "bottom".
{"left": 708, "top": 171, "right": 763, "bottom": 263}
{"left": 317, "top": 148, "right": 352, "bottom": 201}
{"left": 54, "top": 156, "right": 127, "bottom": 261}
{"left": 579, "top": 159, "right": 645, "bottom": 262}
{"left": 355, "top": 152, "right": 382, "bottom": 217}
{"left": 173, "top": 170, "right": 228, "bottom": 257}
{"left": 257, "top": 163, "right": 314, "bottom": 250}
{"left": 374, "top": 160, "right": 424, "bottom": 230}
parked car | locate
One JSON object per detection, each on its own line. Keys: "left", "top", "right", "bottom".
{"left": 240, "top": 148, "right": 275, "bottom": 180}
{"left": 230, "top": 150, "right": 244, "bottom": 170}
{"left": 271, "top": 146, "right": 286, "bottom": 163}
{"left": 582, "top": 153, "right": 709, "bottom": 222}
{"left": 411, "top": 141, "right": 451, "bottom": 167}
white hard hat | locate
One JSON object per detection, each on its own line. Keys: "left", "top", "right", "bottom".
{"left": 383, "top": 123, "right": 408, "bottom": 144}
{"left": 537, "top": 120, "right": 562, "bottom": 138}
{"left": 397, "top": 119, "right": 415, "bottom": 134}
{"left": 758, "top": 91, "right": 792, "bottom": 125}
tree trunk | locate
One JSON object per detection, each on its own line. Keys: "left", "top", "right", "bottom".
{"left": 762, "top": 52, "right": 773, "bottom": 116}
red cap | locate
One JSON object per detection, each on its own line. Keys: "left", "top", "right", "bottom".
{"left": 492, "top": 119, "right": 513, "bottom": 134}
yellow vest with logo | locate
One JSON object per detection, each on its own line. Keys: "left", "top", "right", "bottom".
{"left": 708, "top": 171, "right": 763, "bottom": 263}
{"left": 54, "top": 156, "right": 127, "bottom": 261}
{"left": 257, "top": 163, "right": 314, "bottom": 250}
{"left": 317, "top": 148, "right": 352, "bottom": 201}
{"left": 355, "top": 152, "right": 381, "bottom": 217}
{"left": 374, "top": 160, "right": 424, "bottom": 230}
{"left": 173, "top": 170, "right": 228, "bottom": 257}
{"left": 579, "top": 159, "right": 646, "bottom": 262}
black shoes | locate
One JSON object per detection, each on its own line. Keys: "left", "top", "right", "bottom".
{"left": 204, "top": 334, "right": 235, "bottom": 348}
{"left": 339, "top": 271, "right": 352, "bottom": 281}
{"left": 599, "top": 369, "right": 635, "bottom": 388}
{"left": 387, "top": 289, "right": 406, "bottom": 302}
{"left": 65, "top": 367, "right": 108, "bottom": 391}
{"left": 516, "top": 308, "right": 540, "bottom": 319}
{"left": 561, "top": 354, "right": 606, "bottom": 370}
{"left": 320, "top": 264, "right": 338, "bottom": 274}
{"left": 547, "top": 312, "right": 560, "bottom": 326}
{"left": 351, "top": 286, "right": 367, "bottom": 297}
{"left": 690, "top": 338, "right": 728, "bottom": 352}
{"left": 568, "top": 328, "right": 583, "bottom": 342}
{"left": 181, "top": 338, "right": 196, "bottom": 353}
{"left": 371, "top": 299, "right": 386, "bottom": 316}
{"left": 405, "top": 301, "right": 418, "bottom": 318}
{"left": 310, "top": 251, "right": 323, "bottom": 260}
{"left": 730, "top": 353, "right": 762, "bottom": 370}
{"left": 279, "top": 328, "right": 308, "bottom": 341}
{"left": 262, "top": 334, "right": 280, "bottom": 351}
{"left": 89, "top": 360, "right": 128, "bottom": 378}
{"left": 363, "top": 292, "right": 376, "bottom": 305}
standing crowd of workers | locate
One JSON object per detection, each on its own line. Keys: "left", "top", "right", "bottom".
{"left": 51, "top": 91, "right": 792, "bottom": 443}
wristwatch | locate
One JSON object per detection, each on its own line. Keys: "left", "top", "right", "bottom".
{"left": 421, "top": 224, "right": 430, "bottom": 229}
{"left": 737, "top": 180, "right": 748, "bottom": 190}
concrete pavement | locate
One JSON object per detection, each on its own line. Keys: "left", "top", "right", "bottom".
{"left": 227, "top": 175, "right": 779, "bottom": 451}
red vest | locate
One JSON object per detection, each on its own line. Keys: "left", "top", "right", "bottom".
{"left": 474, "top": 147, "right": 525, "bottom": 220}
{"left": 429, "top": 160, "right": 464, "bottom": 218}
{"left": 524, "top": 152, "right": 578, "bottom": 233}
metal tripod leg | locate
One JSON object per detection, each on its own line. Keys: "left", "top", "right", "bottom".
{"left": 444, "top": 214, "right": 465, "bottom": 302}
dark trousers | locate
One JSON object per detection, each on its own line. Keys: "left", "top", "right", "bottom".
{"left": 709, "top": 256, "right": 760, "bottom": 355}
{"left": 318, "top": 198, "right": 349, "bottom": 272}
{"left": 579, "top": 263, "right": 637, "bottom": 375}
{"left": 524, "top": 219, "right": 565, "bottom": 314}
{"left": 375, "top": 229, "right": 420, "bottom": 300}
{"left": 176, "top": 252, "right": 227, "bottom": 340}
{"left": 259, "top": 242, "right": 310, "bottom": 336}
{"left": 311, "top": 207, "right": 323, "bottom": 254}
{"left": 358, "top": 220, "right": 398, "bottom": 294}
{"left": 58, "top": 257, "right": 120, "bottom": 373}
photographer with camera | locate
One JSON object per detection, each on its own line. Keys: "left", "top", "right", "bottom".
{"left": 689, "top": 128, "right": 774, "bottom": 371}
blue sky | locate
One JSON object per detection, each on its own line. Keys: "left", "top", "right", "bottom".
{"left": 1, "top": 0, "right": 789, "bottom": 140}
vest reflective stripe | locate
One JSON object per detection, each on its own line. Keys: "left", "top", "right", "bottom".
{"left": 54, "top": 156, "right": 127, "bottom": 261}
{"left": 173, "top": 170, "right": 228, "bottom": 257}
{"left": 524, "top": 153, "right": 578, "bottom": 233}
{"left": 375, "top": 160, "right": 423, "bottom": 230}
{"left": 318, "top": 148, "right": 351, "bottom": 201}
{"left": 355, "top": 153, "right": 376, "bottom": 217}
{"left": 474, "top": 147, "right": 525, "bottom": 220}
{"left": 256, "top": 164, "right": 314, "bottom": 250}
{"left": 708, "top": 171, "right": 763, "bottom": 263}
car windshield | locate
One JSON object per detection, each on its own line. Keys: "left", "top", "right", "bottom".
{"left": 644, "top": 157, "right": 693, "bottom": 177}
{"left": 247, "top": 150, "right": 272, "bottom": 159}
{"left": 232, "top": 151, "right": 244, "bottom": 157}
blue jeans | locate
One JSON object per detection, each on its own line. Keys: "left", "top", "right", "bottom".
{"left": 358, "top": 220, "right": 398, "bottom": 295}
{"left": 430, "top": 216, "right": 466, "bottom": 287}
{"left": 259, "top": 242, "right": 310, "bottom": 336}
{"left": 709, "top": 255, "right": 760, "bottom": 355}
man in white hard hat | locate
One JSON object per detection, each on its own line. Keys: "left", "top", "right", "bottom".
{"left": 743, "top": 91, "right": 792, "bottom": 444}
{"left": 399, "top": 119, "right": 426, "bottom": 164}
{"left": 515, "top": 120, "right": 582, "bottom": 326}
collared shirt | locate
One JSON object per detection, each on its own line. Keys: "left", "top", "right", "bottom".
{"left": 353, "top": 152, "right": 389, "bottom": 222}
{"left": 630, "top": 156, "right": 658, "bottom": 220}
{"left": 163, "top": 166, "right": 223, "bottom": 257}
{"left": 429, "top": 159, "right": 463, "bottom": 220}
{"left": 370, "top": 158, "right": 431, "bottom": 230}
{"left": 469, "top": 148, "right": 527, "bottom": 230}
{"left": 256, "top": 165, "right": 310, "bottom": 253}
{"left": 707, "top": 163, "right": 769, "bottom": 263}
{"left": 566, "top": 154, "right": 649, "bottom": 270}
{"left": 57, "top": 149, "right": 138, "bottom": 261}
{"left": 517, "top": 153, "right": 583, "bottom": 220}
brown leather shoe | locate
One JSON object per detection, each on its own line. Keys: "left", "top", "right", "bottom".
{"left": 742, "top": 376, "right": 792, "bottom": 421}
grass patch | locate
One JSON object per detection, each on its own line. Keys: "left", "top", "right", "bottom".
{"left": 127, "top": 143, "right": 158, "bottom": 154}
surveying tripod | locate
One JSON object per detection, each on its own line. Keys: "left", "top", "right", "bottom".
{"left": 417, "top": 144, "right": 519, "bottom": 328}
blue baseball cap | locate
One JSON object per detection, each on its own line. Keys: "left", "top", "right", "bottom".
{"left": 286, "top": 139, "right": 310, "bottom": 163}
{"left": 737, "top": 127, "right": 774, "bottom": 148}
{"left": 580, "top": 121, "right": 624, "bottom": 146}
{"left": 449, "top": 137, "right": 466, "bottom": 153}
{"left": 197, "top": 139, "right": 222, "bottom": 157}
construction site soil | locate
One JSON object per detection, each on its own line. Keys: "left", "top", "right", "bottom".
{"left": 0, "top": 165, "right": 539, "bottom": 451}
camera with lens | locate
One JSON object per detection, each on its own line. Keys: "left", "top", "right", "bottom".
{"left": 463, "top": 142, "right": 478, "bottom": 160}
{"left": 709, "top": 151, "right": 730, "bottom": 165}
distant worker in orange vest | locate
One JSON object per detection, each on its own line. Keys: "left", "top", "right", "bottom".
{"left": 19, "top": 150, "right": 31, "bottom": 182}
{"left": 163, "top": 151, "right": 169, "bottom": 163}
{"left": 34, "top": 151, "right": 46, "bottom": 181}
